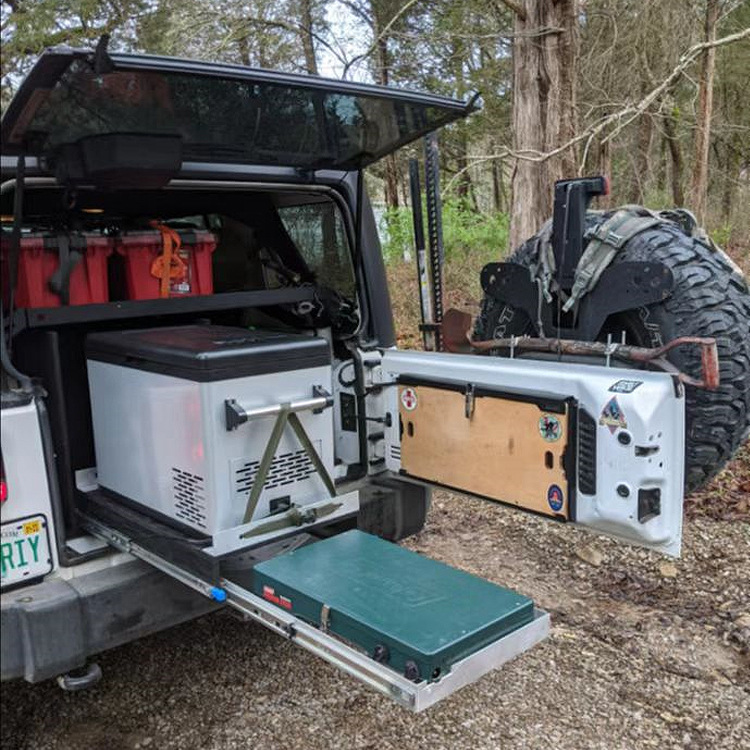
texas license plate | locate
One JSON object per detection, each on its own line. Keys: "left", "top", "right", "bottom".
{"left": 1, "top": 515, "right": 53, "bottom": 588}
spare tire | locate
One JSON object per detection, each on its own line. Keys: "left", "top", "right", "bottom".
{"left": 474, "top": 214, "right": 750, "bottom": 492}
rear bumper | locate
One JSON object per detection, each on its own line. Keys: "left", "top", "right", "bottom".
{"left": 1, "top": 559, "right": 219, "bottom": 683}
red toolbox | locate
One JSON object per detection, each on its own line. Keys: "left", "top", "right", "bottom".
{"left": 1, "top": 232, "right": 113, "bottom": 308}
{"left": 115, "top": 227, "right": 216, "bottom": 300}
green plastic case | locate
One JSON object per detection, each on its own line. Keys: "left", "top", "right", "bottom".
{"left": 252, "top": 530, "right": 534, "bottom": 681}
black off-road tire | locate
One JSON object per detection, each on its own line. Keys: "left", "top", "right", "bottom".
{"left": 475, "top": 216, "right": 750, "bottom": 492}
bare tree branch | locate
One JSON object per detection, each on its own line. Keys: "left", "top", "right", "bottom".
{"left": 496, "top": 0, "right": 527, "bottom": 22}
{"left": 442, "top": 25, "right": 750, "bottom": 195}
{"left": 341, "top": 0, "right": 423, "bottom": 79}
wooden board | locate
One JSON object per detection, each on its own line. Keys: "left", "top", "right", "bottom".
{"left": 398, "top": 384, "right": 571, "bottom": 519}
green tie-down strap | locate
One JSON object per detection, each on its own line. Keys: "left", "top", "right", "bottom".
{"left": 241, "top": 502, "right": 343, "bottom": 539}
{"left": 242, "top": 406, "right": 337, "bottom": 525}
{"left": 562, "top": 209, "right": 662, "bottom": 312}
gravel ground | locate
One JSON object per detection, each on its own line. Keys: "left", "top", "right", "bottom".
{"left": 2, "top": 489, "right": 749, "bottom": 750}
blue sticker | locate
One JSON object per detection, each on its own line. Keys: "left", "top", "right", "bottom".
{"left": 547, "top": 484, "right": 564, "bottom": 512}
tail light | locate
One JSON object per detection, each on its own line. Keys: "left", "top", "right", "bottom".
{"left": 0, "top": 452, "right": 7, "bottom": 503}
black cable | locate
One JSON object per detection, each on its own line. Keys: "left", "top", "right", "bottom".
{"left": 337, "top": 360, "right": 356, "bottom": 388}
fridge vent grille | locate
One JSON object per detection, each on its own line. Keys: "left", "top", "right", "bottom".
{"left": 172, "top": 468, "right": 208, "bottom": 529}
{"left": 234, "top": 446, "right": 318, "bottom": 495}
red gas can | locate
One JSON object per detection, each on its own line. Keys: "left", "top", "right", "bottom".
{"left": 115, "top": 228, "right": 216, "bottom": 300}
{"left": 1, "top": 232, "right": 113, "bottom": 308}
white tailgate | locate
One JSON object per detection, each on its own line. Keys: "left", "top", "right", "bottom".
{"left": 380, "top": 350, "right": 685, "bottom": 556}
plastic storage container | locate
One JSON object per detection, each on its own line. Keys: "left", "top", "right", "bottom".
{"left": 115, "top": 229, "right": 216, "bottom": 300}
{"left": 1, "top": 232, "right": 113, "bottom": 308}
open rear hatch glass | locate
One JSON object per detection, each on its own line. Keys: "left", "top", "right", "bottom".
{"left": 1, "top": 48, "right": 475, "bottom": 171}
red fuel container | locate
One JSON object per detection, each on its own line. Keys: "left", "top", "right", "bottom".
{"left": 115, "top": 229, "right": 216, "bottom": 300}
{"left": 1, "top": 232, "right": 113, "bottom": 308}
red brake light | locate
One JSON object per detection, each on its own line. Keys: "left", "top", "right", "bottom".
{"left": 0, "top": 453, "right": 6, "bottom": 503}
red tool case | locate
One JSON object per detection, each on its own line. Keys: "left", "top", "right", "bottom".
{"left": 115, "top": 229, "right": 217, "bottom": 300}
{"left": 1, "top": 231, "right": 113, "bottom": 308}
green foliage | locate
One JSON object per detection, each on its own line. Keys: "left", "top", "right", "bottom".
{"left": 441, "top": 200, "right": 509, "bottom": 262}
{"left": 1, "top": 0, "right": 149, "bottom": 106}
{"left": 380, "top": 205, "right": 414, "bottom": 263}
{"left": 709, "top": 224, "right": 732, "bottom": 249}
{"left": 381, "top": 201, "right": 508, "bottom": 267}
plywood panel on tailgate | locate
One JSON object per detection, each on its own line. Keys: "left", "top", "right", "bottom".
{"left": 398, "top": 383, "right": 572, "bottom": 519}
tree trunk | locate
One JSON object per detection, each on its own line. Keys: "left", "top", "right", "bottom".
{"left": 298, "top": 0, "right": 318, "bottom": 75}
{"left": 371, "top": 14, "right": 399, "bottom": 208}
{"left": 656, "top": 133, "right": 667, "bottom": 196}
{"left": 630, "top": 112, "right": 653, "bottom": 204}
{"left": 237, "top": 34, "right": 251, "bottom": 66}
{"left": 664, "top": 107, "right": 685, "bottom": 206}
{"left": 719, "top": 76, "right": 739, "bottom": 224}
{"left": 491, "top": 151, "right": 504, "bottom": 213}
{"left": 689, "top": 0, "right": 720, "bottom": 224}
{"left": 508, "top": 0, "right": 580, "bottom": 251}
{"left": 721, "top": 144, "right": 739, "bottom": 224}
{"left": 400, "top": 173, "right": 409, "bottom": 207}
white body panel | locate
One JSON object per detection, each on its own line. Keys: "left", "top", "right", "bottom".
{"left": 1, "top": 400, "right": 59, "bottom": 587}
{"left": 87, "top": 360, "right": 336, "bottom": 541}
{"left": 380, "top": 350, "right": 685, "bottom": 556}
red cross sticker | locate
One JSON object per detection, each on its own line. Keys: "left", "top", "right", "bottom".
{"left": 401, "top": 387, "right": 418, "bottom": 411}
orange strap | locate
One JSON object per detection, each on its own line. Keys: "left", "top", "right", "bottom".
{"left": 149, "top": 222, "right": 186, "bottom": 297}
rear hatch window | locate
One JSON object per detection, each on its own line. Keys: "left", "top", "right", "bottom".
{"left": 2, "top": 50, "right": 475, "bottom": 171}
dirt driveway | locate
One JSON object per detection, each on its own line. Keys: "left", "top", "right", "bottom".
{"left": 2, "top": 487, "right": 749, "bottom": 750}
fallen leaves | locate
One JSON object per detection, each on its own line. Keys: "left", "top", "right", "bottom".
{"left": 658, "top": 561, "right": 678, "bottom": 578}
{"left": 576, "top": 544, "right": 604, "bottom": 566}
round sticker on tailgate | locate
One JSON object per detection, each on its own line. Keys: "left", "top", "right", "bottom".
{"left": 401, "top": 387, "right": 418, "bottom": 411}
{"left": 547, "top": 484, "right": 564, "bottom": 512}
{"left": 539, "top": 414, "right": 562, "bottom": 442}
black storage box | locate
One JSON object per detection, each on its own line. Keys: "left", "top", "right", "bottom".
{"left": 85, "top": 325, "right": 331, "bottom": 382}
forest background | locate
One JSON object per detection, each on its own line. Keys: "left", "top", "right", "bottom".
{"left": 2, "top": 0, "right": 749, "bottom": 511}
{"left": 3, "top": 1, "right": 748, "bottom": 266}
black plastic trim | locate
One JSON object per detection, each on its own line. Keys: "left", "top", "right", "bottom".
{"left": 12, "top": 287, "right": 316, "bottom": 333}
{"left": 577, "top": 408, "right": 598, "bottom": 497}
{"left": 35, "top": 396, "right": 78, "bottom": 565}
{"left": 564, "top": 397, "right": 578, "bottom": 522}
{"left": 86, "top": 325, "right": 330, "bottom": 382}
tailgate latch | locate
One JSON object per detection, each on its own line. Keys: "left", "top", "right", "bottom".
{"left": 464, "top": 383, "right": 476, "bottom": 419}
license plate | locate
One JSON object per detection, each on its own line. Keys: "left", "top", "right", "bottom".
{"left": 1, "top": 514, "right": 53, "bottom": 588}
